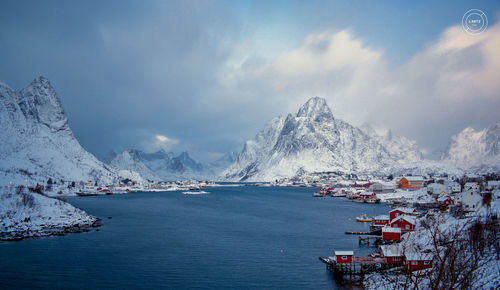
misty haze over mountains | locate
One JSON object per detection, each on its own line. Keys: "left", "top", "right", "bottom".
{"left": 1, "top": 77, "right": 498, "bottom": 185}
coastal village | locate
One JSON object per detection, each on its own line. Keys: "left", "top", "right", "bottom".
{"left": 310, "top": 173, "right": 500, "bottom": 288}
{"left": 1, "top": 172, "right": 499, "bottom": 287}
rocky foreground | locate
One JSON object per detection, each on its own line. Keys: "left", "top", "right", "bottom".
{"left": 0, "top": 187, "right": 100, "bottom": 241}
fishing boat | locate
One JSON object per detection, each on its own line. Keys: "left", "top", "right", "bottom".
{"left": 365, "top": 198, "right": 381, "bottom": 204}
{"left": 331, "top": 190, "right": 347, "bottom": 197}
{"left": 356, "top": 213, "right": 373, "bottom": 222}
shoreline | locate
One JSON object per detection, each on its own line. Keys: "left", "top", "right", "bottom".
{"left": 0, "top": 218, "right": 102, "bottom": 242}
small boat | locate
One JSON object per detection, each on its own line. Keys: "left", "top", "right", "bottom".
{"left": 365, "top": 198, "right": 381, "bottom": 204}
{"left": 356, "top": 214, "right": 373, "bottom": 222}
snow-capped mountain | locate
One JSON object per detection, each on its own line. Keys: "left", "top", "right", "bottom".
{"left": 108, "top": 148, "right": 231, "bottom": 181}
{"left": 441, "top": 123, "right": 500, "bottom": 173}
{"left": 359, "top": 124, "right": 423, "bottom": 163}
{"left": 206, "top": 151, "right": 238, "bottom": 176}
{"left": 223, "top": 97, "right": 424, "bottom": 181}
{"left": 0, "top": 77, "right": 133, "bottom": 186}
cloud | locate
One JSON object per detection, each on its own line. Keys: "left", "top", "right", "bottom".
{"left": 217, "top": 21, "right": 500, "bottom": 155}
{"left": 142, "top": 134, "right": 179, "bottom": 152}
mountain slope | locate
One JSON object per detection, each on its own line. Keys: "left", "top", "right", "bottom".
{"left": 0, "top": 77, "right": 129, "bottom": 186}
{"left": 441, "top": 123, "right": 500, "bottom": 173}
{"left": 109, "top": 148, "right": 220, "bottom": 181}
{"left": 359, "top": 124, "right": 423, "bottom": 163}
{"left": 223, "top": 97, "right": 408, "bottom": 181}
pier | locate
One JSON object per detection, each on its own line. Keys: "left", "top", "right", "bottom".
{"left": 358, "top": 235, "right": 382, "bottom": 245}
{"left": 319, "top": 256, "right": 385, "bottom": 280}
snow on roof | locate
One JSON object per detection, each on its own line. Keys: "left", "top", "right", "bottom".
{"left": 391, "top": 207, "right": 417, "bottom": 213}
{"left": 405, "top": 252, "right": 433, "bottom": 261}
{"left": 444, "top": 180, "right": 459, "bottom": 186}
{"left": 373, "top": 215, "right": 390, "bottom": 220}
{"left": 372, "top": 181, "right": 396, "bottom": 186}
{"left": 402, "top": 176, "right": 424, "bottom": 181}
{"left": 487, "top": 181, "right": 500, "bottom": 186}
{"left": 465, "top": 182, "right": 478, "bottom": 186}
{"left": 427, "top": 183, "right": 445, "bottom": 188}
{"left": 437, "top": 195, "right": 453, "bottom": 202}
{"left": 380, "top": 245, "right": 403, "bottom": 257}
{"left": 360, "top": 191, "right": 375, "bottom": 195}
{"left": 335, "top": 251, "right": 354, "bottom": 256}
{"left": 391, "top": 215, "right": 416, "bottom": 225}
{"left": 383, "top": 227, "right": 401, "bottom": 233}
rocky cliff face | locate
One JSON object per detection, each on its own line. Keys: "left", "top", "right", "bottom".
{"left": 441, "top": 123, "right": 500, "bottom": 173}
{"left": 222, "top": 97, "right": 426, "bottom": 181}
{"left": 0, "top": 77, "right": 126, "bottom": 186}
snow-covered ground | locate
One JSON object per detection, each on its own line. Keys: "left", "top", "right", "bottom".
{"left": 0, "top": 187, "right": 99, "bottom": 241}
{"left": 377, "top": 188, "right": 435, "bottom": 204}
{"left": 363, "top": 203, "right": 500, "bottom": 289}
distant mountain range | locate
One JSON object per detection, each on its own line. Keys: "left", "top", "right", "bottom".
{"left": 107, "top": 149, "right": 236, "bottom": 181}
{"left": 0, "top": 77, "right": 141, "bottom": 186}
{"left": 441, "top": 123, "right": 500, "bottom": 173}
{"left": 0, "top": 77, "right": 496, "bottom": 185}
{"left": 221, "top": 97, "right": 465, "bottom": 181}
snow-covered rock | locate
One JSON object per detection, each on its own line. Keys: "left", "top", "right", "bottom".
{"left": 0, "top": 187, "right": 99, "bottom": 241}
{"left": 441, "top": 123, "right": 500, "bottom": 173}
{"left": 222, "top": 97, "right": 449, "bottom": 182}
{"left": 0, "top": 77, "right": 135, "bottom": 188}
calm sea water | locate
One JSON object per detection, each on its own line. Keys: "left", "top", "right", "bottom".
{"left": 0, "top": 186, "right": 390, "bottom": 289}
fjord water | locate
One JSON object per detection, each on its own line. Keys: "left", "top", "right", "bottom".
{"left": 0, "top": 186, "right": 390, "bottom": 289}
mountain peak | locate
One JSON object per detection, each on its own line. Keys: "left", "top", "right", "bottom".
{"left": 17, "top": 76, "right": 69, "bottom": 132}
{"left": 31, "top": 75, "right": 51, "bottom": 85}
{"left": 296, "top": 97, "right": 333, "bottom": 121}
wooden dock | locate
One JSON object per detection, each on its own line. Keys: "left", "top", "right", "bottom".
{"left": 345, "top": 231, "right": 379, "bottom": 235}
{"left": 319, "top": 256, "right": 383, "bottom": 280}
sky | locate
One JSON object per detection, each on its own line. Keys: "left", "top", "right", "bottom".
{"left": 1, "top": 0, "right": 499, "bottom": 162}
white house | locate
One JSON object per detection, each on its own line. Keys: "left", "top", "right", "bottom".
{"left": 464, "top": 182, "right": 480, "bottom": 192}
{"left": 370, "top": 181, "right": 397, "bottom": 191}
{"left": 456, "top": 190, "right": 483, "bottom": 211}
{"left": 427, "top": 183, "right": 448, "bottom": 195}
{"left": 487, "top": 181, "right": 500, "bottom": 190}
{"left": 492, "top": 189, "right": 500, "bottom": 200}
{"left": 444, "top": 181, "right": 461, "bottom": 193}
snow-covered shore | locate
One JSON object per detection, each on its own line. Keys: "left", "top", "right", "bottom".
{"left": 363, "top": 205, "right": 500, "bottom": 289}
{"left": 0, "top": 187, "right": 100, "bottom": 241}
{"left": 376, "top": 188, "right": 435, "bottom": 204}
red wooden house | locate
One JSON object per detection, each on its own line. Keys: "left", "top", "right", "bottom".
{"left": 389, "top": 207, "right": 418, "bottom": 222}
{"left": 437, "top": 195, "right": 454, "bottom": 206}
{"left": 334, "top": 251, "right": 353, "bottom": 264}
{"left": 382, "top": 226, "right": 402, "bottom": 240}
{"left": 397, "top": 176, "right": 424, "bottom": 189}
{"left": 359, "top": 191, "right": 377, "bottom": 200}
{"left": 380, "top": 245, "right": 403, "bottom": 264}
{"left": 390, "top": 215, "right": 416, "bottom": 232}
{"left": 404, "top": 252, "right": 433, "bottom": 271}
{"left": 372, "top": 215, "right": 390, "bottom": 227}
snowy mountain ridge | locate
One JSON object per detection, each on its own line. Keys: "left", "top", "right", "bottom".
{"left": 0, "top": 76, "right": 139, "bottom": 187}
{"left": 441, "top": 123, "right": 500, "bottom": 173}
{"left": 108, "top": 148, "right": 236, "bottom": 181}
{"left": 222, "top": 97, "right": 429, "bottom": 181}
